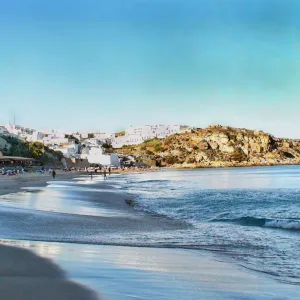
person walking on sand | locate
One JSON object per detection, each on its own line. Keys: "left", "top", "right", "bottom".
{"left": 103, "top": 169, "right": 107, "bottom": 180}
{"left": 108, "top": 166, "right": 111, "bottom": 175}
{"left": 52, "top": 170, "right": 56, "bottom": 179}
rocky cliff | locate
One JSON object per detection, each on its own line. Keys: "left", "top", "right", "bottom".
{"left": 117, "top": 125, "right": 300, "bottom": 168}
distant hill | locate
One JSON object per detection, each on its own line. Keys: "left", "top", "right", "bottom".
{"left": 116, "top": 125, "right": 300, "bottom": 168}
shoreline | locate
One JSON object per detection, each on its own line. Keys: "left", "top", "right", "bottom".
{"left": 170, "top": 161, "right": 300, "bottom": 170}
{"left": 0, "top": 171, "right": 85, "bottom": 196}
{"left": 0, "top": 242, "right": 100, "bottom": 300}
{"left": 2, "top": 238, "right": 300, "bottom": 300}
{"left": 114, "top": 162, "right": 300, "bottom": 175}
{"left": 1, "top": 167, "right": 300, "bottom": 299}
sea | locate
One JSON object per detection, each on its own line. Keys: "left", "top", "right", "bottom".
{"left": 0, "top": 165, "right": 300, "bottom": 297}
{"left": 118, "top": 166, "right": 300, "bottom": 285}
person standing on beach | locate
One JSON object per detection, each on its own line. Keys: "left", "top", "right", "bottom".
{"left": 103, "top": 169, "right": 107, "bottom": 180}
{"left": 108, "top": 166, "right": 111, "bottom": 175}
{"left": 52, "top": 170, "right": 56, "bottom": 179}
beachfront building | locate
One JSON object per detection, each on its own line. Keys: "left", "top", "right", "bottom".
{"left": 0, "top": 156, "right": 40, "bottom": 167}
{"left": 80, "top": 146, "right": 120, "bottom": 166}
{"left": 111, "top": 125, "right": 193, "bottom": 148}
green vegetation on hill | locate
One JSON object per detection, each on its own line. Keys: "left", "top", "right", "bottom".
{"left": 115, "top": 131, "right": 125, "bottom": 137}
{"left": 102, "top": 142, "right": 114, "bottom": 154}
{"left": 0, "top": 135, "right": 63, "bottom": 165}
{"left": 65, "top": 134, "right": 79, "bottom": 144}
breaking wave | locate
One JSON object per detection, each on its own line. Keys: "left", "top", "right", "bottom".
{"left": 211, "top": 216, "right": 300, "bottom": 230}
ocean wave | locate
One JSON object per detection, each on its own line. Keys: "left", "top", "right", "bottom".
{"left": 211, "top": 216, "right": 300, "bottom": 230}
{"left": 136, "top": 180, "right": 170, "bottom": 184}
{"left": 265, "top": 219, "right": 300, "bottom": 230}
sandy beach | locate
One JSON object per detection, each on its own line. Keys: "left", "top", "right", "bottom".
{"left": 0, "top": 172, "right": 188, "bottom": 300}
{"left": 2, "top": 239, "right": 300, "bottom": 300}
{"left": 0, "top": 243, "right": 99, "bottom": 300}
{"left": 0, "top": 171, "right": 85, "bottom": 196}
{"left": 1, "top": 168, "right": 300, "bottom": 299}
{"left": 0, "top": 172, "right": 102, "bottom": 299}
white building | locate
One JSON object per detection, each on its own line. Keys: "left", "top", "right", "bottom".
{"left": 83, "top": 138, "right": 103, "bottom": 147}
{"left": 94, "top": 132, "right": 114, "bottom": 140}
{"left": 52, "top": 141, "right": 79, "bottom": 158}
{"left": 28, "top": 131, "right": 44, "bottom": 142}
{"left": 111, "top": 125, "right": 192, "bottom": 148}
{"left": 81, "top": 146, "right": 120, "bottom": 166}
{"left": 81, "top": 132, "right": 89, "bottom": 139}
{"left": 43, "top": 136, "right": 70, "bottom": 146}
{"left": 3, "top": 124, "right": 40, "bottom": 141}
{"left": 42, "top": 130, "right": 73, "bottom": 146}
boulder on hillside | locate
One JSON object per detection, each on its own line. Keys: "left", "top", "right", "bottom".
{"left": 219, "top": 144, "right": 235, "bottom": 153}
{"left": 198, "top": 141, "right": 209, "bottom": 150}
{"left": 208, "top": 141, "right": 219, "bottom": 150}
{"left": 283, "top": 141, "right": 291, "bottom": 148}
{"left": 249, "top": 142, "right": 262, "bottom": 153}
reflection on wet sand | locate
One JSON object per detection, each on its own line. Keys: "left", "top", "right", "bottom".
{"left": 2, "top": 239, "right": 300, "bottom": 300}
{"left": 0, "top": 242, "right": 100, "bottom": 300}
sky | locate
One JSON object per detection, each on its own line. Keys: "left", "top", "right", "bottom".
{"left": 0, "top": 0, "right": 300, "bottom": 137}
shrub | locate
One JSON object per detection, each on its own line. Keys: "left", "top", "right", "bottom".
{"left": 115, "top": 131, "right": 125, "bottom": 137}
{"left": 154, "top": 145, "right": 165, "bottom": 152}
{"left": 228, "top": 148, "right": 247, "bottom": 162}
{"left": 164, "top": 155, "right": 179, "bottom": 165}
{"left": 187, "top": 157, "right": 197, "bottom": 164}
{"left": 144, "top": 138, "right": 162, "bottom": 148}
{"left": 145, "top": 150, "right": 154, "bottom": 156}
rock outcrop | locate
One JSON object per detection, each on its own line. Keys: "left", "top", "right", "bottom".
{"left": 116, "top": 125, "right": 300, "bottom": 168}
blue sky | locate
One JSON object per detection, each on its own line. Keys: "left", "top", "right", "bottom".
{"left": 0, "top": 0, "right": 299, "bottom": 137}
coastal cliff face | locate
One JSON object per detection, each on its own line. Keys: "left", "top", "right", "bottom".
{"left": 118, "top": 125, "right": 300, "bottom": 168}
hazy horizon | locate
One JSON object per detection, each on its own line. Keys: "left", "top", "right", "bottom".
{"left": 1, "top": 1, "right": 300, "bottom": 138}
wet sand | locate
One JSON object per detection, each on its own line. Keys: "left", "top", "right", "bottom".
{"left": 0, "top": 174, "right": 187, "bottom": 244}
{"left": 0, "top": 243, "right": 100, "bottom": 300}
{"left": 0, "top": 172, "right": 103, "bottom": 299}
{"left": 0, "top": 173, "right": 188, "bottom": 299}
{"left": 0, "top": 171, "right": 85, "bottom": 196}
{"left": 2, "top": 239, "right": 300, "bottom": 300}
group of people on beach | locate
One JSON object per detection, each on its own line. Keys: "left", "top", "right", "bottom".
{"left": 90, "top": 166, "right": 111, "bottom": 180}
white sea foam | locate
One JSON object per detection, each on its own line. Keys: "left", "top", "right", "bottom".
{"left": 265, "top": 219, "right": 300, "bottom": 230}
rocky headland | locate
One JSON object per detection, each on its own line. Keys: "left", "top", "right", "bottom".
{"left": 117, "top": 125, "right": 300, "bottom": 168}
